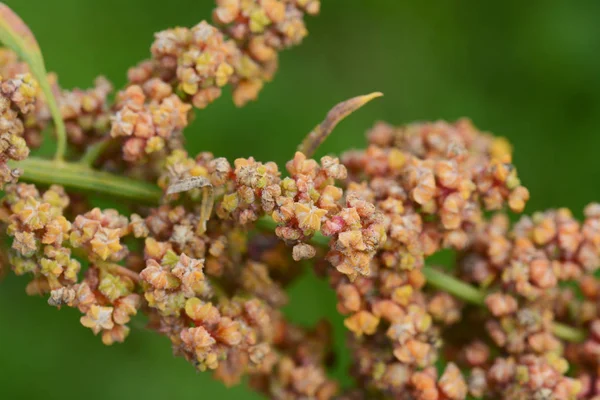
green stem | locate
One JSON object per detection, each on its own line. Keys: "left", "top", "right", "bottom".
{"left": 422, "top": 267, "right": 586, "bottom": 342}
{"left": 421, "top": 267, "right": 486, "bottom": 306}
{"left": 79, "top": 139, "right": 111, "bottom": 167}
{"left": 34, "top": 64, "right": 67, "bottom": 162}
{"left": 11, "top": 156, "right": 588, "bottom": 343}
{"left": 11, "top": 157, "right": 162, "bottom": 203}
{"left": 552, "top": 322, "right": 586, "bottom": 343}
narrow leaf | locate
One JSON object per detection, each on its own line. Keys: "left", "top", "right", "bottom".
{"left": 297, "top": 92, "right": 383, "bottom": 158}
{"left": 0, "top": 3, "right": 41, "bottom": 60}
{"left": 0, "top": 2, "right": 67, "bottom": 161}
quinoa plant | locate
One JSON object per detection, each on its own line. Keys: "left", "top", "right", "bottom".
{"left": 1, "top": 2, "right": 598, "bottom": 399}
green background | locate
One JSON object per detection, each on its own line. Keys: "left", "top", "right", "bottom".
{"left": 2, "top": 0, "right": 600, "bottom": 399}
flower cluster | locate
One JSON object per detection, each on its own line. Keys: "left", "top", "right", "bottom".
{"left": 0, "top": 73, "right": 37, "bottom": 188}
{"left": 120, "top": 0, "right": 319, "bottom": 162}
{"left": 60, "top": 76, "right": 113, "bottom": 148}
{"left": 0, "top": 1, "right": 318, "bottom": 164}
{"left": 342, "top": 119, "right": 530, "bottom": 273}
{"left": 2, "top": 184, "right": 77, "bottom": 293}
{"left": 0, "top": 49, "right": 51, "bottom": 148}
{"left": 63, "top": 265, "right": 142, "bottom": 345}
{"left": 159, "top": 21, "right": 237, "bottom": 109}
{"left": 213, "top": 0, "right": 319, "bottom": 106}
{"left": 463, "top": 205, "right": 600, "bottom": 292}
{"left": 482, "top": 354, "right": 580, "bottom": 399}
{"left": 4, "top": 1, "right": 600, "bottom": 399}
{"left": 137, "top": 212, "right": 335, "bottom": 393}
{"left": 159, "top": 149, "right": 386, "bottom": 281}
{"left": 110, "top": 81, "right": 192, "bottom": 161}
{"left": 70, "top": 207, "right": 129, "bottom": 262}
{"left": 1, "top": 183, "right": 142, "bottom": 344}
{"left": 334, "top": 264, "right": 451, "bottom": 398}
{"left": 443, "top": 202, "right": 600, "bottom": 398}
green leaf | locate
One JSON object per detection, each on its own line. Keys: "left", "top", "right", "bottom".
{"left": 0, "top": 3, "right": 67, "bottom": 161}
{"left": 297, "top": 92, "right": 383, "bottom": 158}
{"left": 0, "top": 3, "right": 41, "bottom": 60}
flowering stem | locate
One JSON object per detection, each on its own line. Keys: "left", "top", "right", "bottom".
{"left": 42, "top": 77, "right": 67, "bottom": 162}
{"left": 35, "top": 65, "right": 67, "bottom": 162}
{"left": 11, "top": 156, "right": 587, "bottom": 343}
{"left": 11, "top": 157, "right": 162, "bottom": 203}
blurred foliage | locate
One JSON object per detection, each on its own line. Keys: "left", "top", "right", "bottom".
{"left": 2, "top": 0, "right": 600, "bottom": 398}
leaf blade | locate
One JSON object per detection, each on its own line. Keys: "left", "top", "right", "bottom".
{"left": 0, "top": 2, "right": 67, "bottom": 161}
{"left": 297, "top": 92, "right": 383, "bottom": 158}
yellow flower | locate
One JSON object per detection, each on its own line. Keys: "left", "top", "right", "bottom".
{"left": 294, "top": 202, "right": 327, "bottom": 232}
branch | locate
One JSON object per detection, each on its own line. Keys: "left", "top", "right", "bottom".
{"left": 11, "top": 157, "right": 162, "bottom": 203}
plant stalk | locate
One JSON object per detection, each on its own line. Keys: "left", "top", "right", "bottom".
{"left": 421, "top": 267, "right": 486, "bottom": 306}
{"left": 11, "top": 157, "right": 162, "bottom": 203}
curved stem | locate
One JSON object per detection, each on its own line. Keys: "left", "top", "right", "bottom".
{"left": 32, "top": 64, "right": 67, "bottom": 161}
{"left": 38, "top": 68, "right": 67, "bottom": 162}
